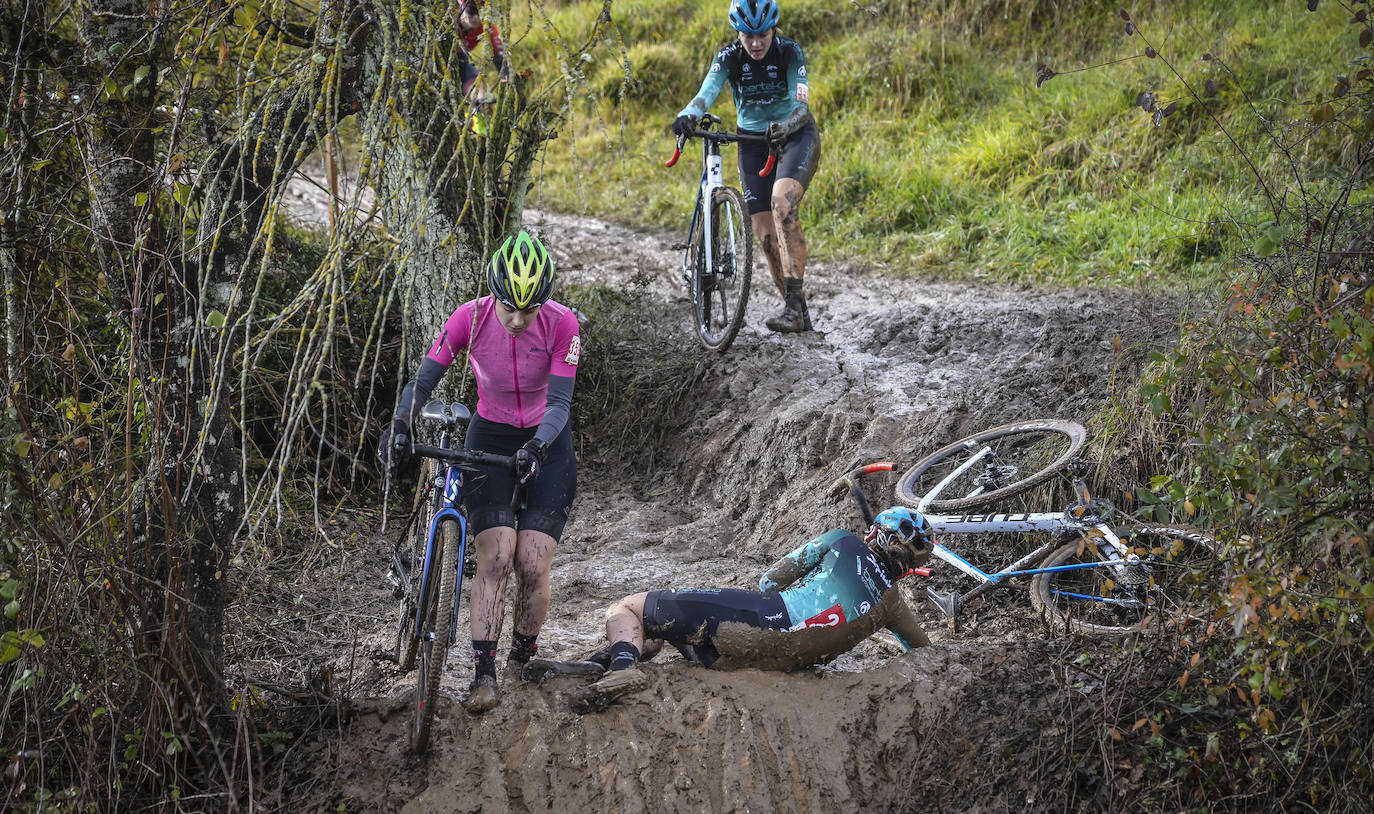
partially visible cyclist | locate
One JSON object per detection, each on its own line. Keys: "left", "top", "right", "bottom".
{"left": 671, "top": 0, "right": 821, "bottom": 333}
{"left": 379, "top": 230, "right": 580, "bottom": 714}
{"left": 542, "top": 507, "right": 933, "bottom": 710}
{"left": 454, "top": 0, "right": 509, "bottom": 96}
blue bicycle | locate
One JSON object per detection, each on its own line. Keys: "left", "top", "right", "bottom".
{"left": 385, "top": 400, "right": 515, "bottom": 752}
{"left": 833, "top": 419, "right": 1220, "bottom": 636}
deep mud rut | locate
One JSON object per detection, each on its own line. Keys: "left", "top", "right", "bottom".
{"left": 261, "top": 205, "right": 1197, "bottom": 812}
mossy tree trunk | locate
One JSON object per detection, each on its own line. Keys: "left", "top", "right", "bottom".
{"left": 79, "top": 0, "right": 374, "bottom": 715}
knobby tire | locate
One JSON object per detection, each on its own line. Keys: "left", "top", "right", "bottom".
{"left": 394, "top": 460, "right": 436, "bottom": 672}
{"left": 411, "top": 517, "right": 461, "bottom": 752}
{"left": 895, "top": 419, "right": 1088, "bottom": 512}
{"left": 692, "top": 186, "right": 752, "bottom": 352}
{"left": 1029, "top": 525, "right": 1220, "bottom": 636}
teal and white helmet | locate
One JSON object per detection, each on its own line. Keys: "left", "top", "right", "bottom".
{"left": 872, "top": 506, "right": 933, "bottom": 573}
{"left": 729, "top": 0, "right": 779, "bottom": 34}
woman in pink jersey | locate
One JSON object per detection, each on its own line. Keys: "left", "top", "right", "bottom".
{"left": 381, "top": 230, "right": 579, "bottom": 713}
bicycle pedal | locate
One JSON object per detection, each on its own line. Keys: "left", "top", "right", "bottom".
{"left": 671, "top": 242, "right": 690, "bottom": 251}
{"left": 369, "top": 649, "right": 398, "bottom": 664}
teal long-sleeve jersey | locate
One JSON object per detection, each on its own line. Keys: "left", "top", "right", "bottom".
{"left": 759, "top": 529, "right": 920, "bottom": 649}
{"left": 677, "top": 35, "right": 810, "bottom": 133}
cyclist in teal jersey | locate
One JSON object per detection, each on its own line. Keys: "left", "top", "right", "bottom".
{"left": 380, "top": 230, "right": 580, "bottom": 714}
{"left": 557, "top": 507, "right": 932, "bottom": 709}
{"left": 672, "top": 0, "right": 821, "bottom": 333}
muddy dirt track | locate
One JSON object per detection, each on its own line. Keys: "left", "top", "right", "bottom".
{"left": 260, "top": 208, "right": 1197, "bottom": 812}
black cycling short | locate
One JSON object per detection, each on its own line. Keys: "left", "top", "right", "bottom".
{"left": 463, "top": 415, "right": 576, "bottom": 540}
{"left": 642, "top": 588, "right": 790, "bottom": 667}
{"left": 737, "top": 119, "right": 821, "bottom": 216}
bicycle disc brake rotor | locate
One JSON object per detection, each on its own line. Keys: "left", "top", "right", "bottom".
{"left": 973, "top": 464, "right": 1019, "bottom": 490}
{"left": 1115, "top": 562, "right": 1152, "bottom": 587}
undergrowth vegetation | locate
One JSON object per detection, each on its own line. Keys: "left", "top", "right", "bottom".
{"left": 1059, "top": 5, "right": 1374, "bottom": 808}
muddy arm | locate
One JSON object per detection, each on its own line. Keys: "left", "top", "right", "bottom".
{"left": 884, "top": 593, "right": 930, "bottom": 650}
{"left": 758, "top": 531, "right": 843, "bottom": 592}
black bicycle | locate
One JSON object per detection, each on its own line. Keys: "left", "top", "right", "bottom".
{"left": 665, "top": 113, "right": 776, "bottom": 351}
{"left": 383, "top": 400, "right": 516, "bottom": 752}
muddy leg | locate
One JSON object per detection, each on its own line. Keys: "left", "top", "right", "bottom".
{"left": 772, "top": 178, "right": 807, "bottom": 283}
{"left": 605, "top": 592, "right": 648, "bottom": 652}
{"left": 470, "top": 526, "right": 516, "bottom": 641}
{"left": 752, "top": 212, "right": 785, "bottom": 298}
{"left": 772, "top": 179, "right": 811, "bottom": 330}
{"left": 511, "top": 529, "right": 557, "bottom": 638}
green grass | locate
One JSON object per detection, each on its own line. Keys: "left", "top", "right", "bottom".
{"left": 508, "top": 0, "right": 1365, "bottom": 288}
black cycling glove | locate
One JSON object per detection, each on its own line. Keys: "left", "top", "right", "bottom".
{"left": 514, "top": 438, "right": 548, "bottom": 487}
{"left": 671, "top": 115, "right": 698, "bottom": 137}
{"left": 378, "top": 418, "right": 413, "bottom": 468}
{"left": 766, "top": 122, "right": 787, "bottom": 151}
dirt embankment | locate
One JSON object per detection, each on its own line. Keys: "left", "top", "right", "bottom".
{"left": 267, "top": 209, "right": 1193, "bottom": 812}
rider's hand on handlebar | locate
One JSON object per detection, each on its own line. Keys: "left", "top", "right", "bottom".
{"left": 672, "top": 114, "right": 698, "bottom": 137}
{"left": 378, "top": 418, "right": 414, "bottom": 469}
{"left": 765, "top": 121, "right": 787, "bottom": 151}
{"left": 514, "top": 438, "right": 548, "bottom": 487}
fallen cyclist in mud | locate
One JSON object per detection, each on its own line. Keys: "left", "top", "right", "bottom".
{"left": 529, "top": 507, "right": 933, "bottom": 712}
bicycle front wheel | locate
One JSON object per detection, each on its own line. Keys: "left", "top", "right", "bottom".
{"left": 411, "top": 517, "right": 461, "bottom": 753}
{"left": 692, "top": 186, "right": 753, "bottom": 351}
{"left": 393, "top": 460, "right": 437, "bottom": 672}
{"left": 1029, "top": 525, "right": 1220, "bottom": 636}
{"left": 895, "top": 419, "right": 1088, "bottom": 512}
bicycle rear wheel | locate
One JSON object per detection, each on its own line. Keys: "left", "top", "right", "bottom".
{"left": 411, "top": 517, "right": 461, "bottom": 752}
{"left": 895, "top": 419, "right": 1088, "bottom": 512}
{"left": 692, "top": 186, "right": 752, "bottom": 351}
{"left": 1029, "top": 525, "right": 1220, "bottom": 636}
{"left": 392, "top": 460, "right": 437, "bottom": 672}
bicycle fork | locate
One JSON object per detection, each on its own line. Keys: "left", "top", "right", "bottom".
{"left": 674, "top": 145, "right": 725, "bottom": 288}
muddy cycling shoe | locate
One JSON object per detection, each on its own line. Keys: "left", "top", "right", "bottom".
{"left": 504, "top": 656, "right": 531, "bottom": 682}
{"left": 464, "top": 674, "right": 499, "bottom": 714}
{"left": 524, "top": 656, "right": 606, "bottom": 680}
{"left": 765, "top": 304, "right": 805, "bottom": 333}
{"left": 571, "top": 667, "right": 649, "bottom": 714}
{"left": 765, "top": 278, "right": 809, "bottom": 333}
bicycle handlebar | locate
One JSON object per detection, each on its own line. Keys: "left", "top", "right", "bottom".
{"left": 828, "top": 461, "right": 897, "bottom": 528}
{"left": 665, "top": 129, "right": 777, "bottom": 177}
{"left": 410, "top": 442, "right": 517, "bottom": 473}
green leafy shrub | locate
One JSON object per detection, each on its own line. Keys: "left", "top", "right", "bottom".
{"left": 1066, "top": 3, "right": 1374, "bottom": 806}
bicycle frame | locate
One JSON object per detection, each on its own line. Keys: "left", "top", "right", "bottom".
{"left": 832, "top": 458, "right": 1142, "bottom": 622}
{"left": 922, "top": 508, "right": 1132, "bottom": 619}
{"left": 666, "top": 113, "right": 774, "bottom": 288}
{"left": 412, "top": 455, "right": 471, "bottom": 645}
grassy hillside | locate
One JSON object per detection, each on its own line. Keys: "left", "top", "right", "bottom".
{"left": 505, "top": 0, "right": 1360, "bottom": 286}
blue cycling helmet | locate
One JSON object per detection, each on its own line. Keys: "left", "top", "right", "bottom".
{"left": 729, "top": 0, "right": 779, "bottom": 34}
{"left": 873, "top": 507, "right": 933, "bottom": 571}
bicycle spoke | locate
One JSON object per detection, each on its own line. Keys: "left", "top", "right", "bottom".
{"left": 1030, "top": 526, "right": 1219, "bottom": 636}
{"left": 896, "top": 419, "right": 1087, "bottom": 512}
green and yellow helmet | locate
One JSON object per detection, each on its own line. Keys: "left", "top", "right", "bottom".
{"left": 488, "top": 230, "right": 555, "bottom": 310}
